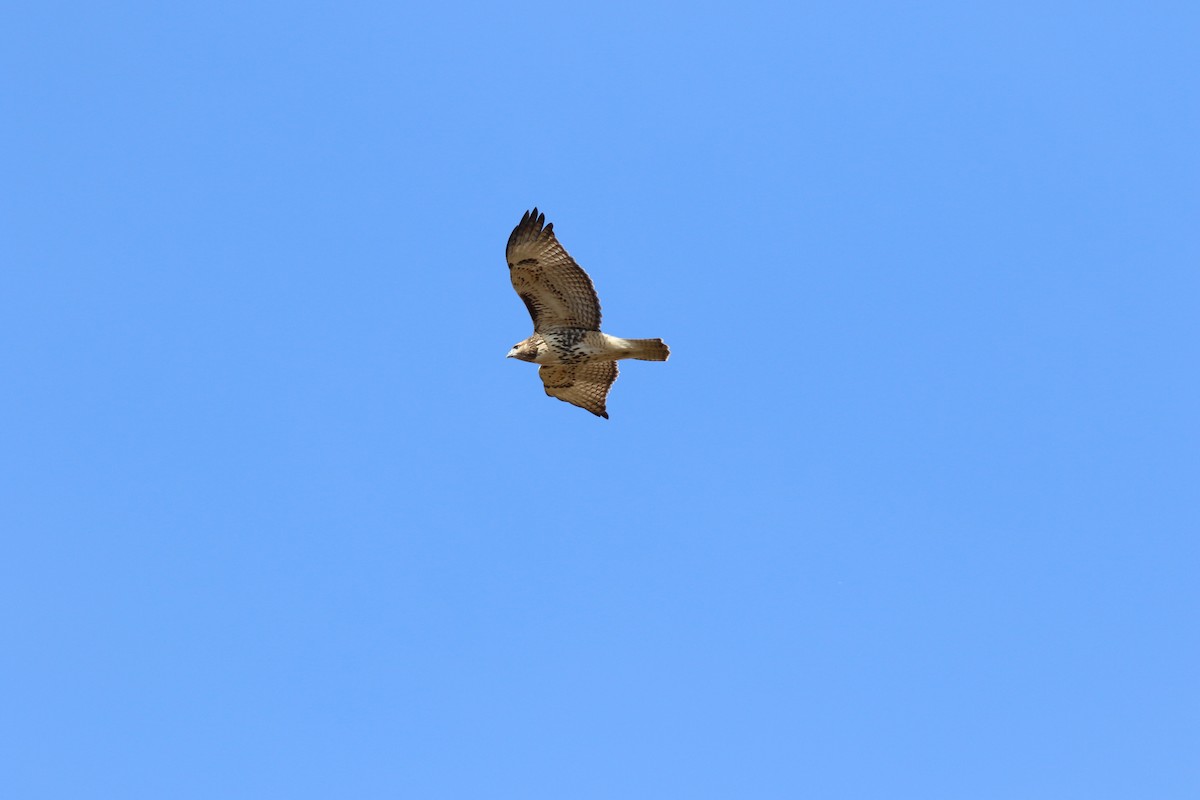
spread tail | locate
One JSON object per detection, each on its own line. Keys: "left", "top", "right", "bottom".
{"left": 624, "top": 338, "right": 670, "bottom": 361}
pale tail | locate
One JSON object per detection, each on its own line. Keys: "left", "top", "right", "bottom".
{"left": 624, "top": 338, "right": 671, "bottom": 361}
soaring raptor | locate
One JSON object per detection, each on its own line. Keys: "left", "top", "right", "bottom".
{"left": 506, "top": 208, "right": 670, "bottom": 418}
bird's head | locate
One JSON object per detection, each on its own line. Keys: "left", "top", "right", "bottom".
{"left": 506, "top": 339, "right": 538, "bottom": 362}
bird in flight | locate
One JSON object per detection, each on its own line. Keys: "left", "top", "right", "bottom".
{"left": 505, "top": 208, "right": 670, "bottom": 419}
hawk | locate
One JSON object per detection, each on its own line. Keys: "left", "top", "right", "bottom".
{"left": 505, "top": 208, "right": 670, "bottom": 418}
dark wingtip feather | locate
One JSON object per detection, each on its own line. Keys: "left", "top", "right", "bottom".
{"left": 508, "top": 208, "right": 555, "bottom": 251}
{"left": 509, "top": 208, "right": 544, "bottom": 252}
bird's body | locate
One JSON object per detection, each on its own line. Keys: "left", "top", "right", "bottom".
{"left": 505, "top": 209, "right": 669, "bottom": 418}
{"left": 509, "top": 331, "right": 669, "bottom": 366}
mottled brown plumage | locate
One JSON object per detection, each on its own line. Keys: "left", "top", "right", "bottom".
{"left": 505, "top": 208, "right": 669, "bottom": 419}
{"left": 538, "top": 362, "right": 619, "bottom": 420}
{"left": 506, "top": 210, "right": 601, "bottom": 332}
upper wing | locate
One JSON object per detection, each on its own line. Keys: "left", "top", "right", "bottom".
{"left": 507, "top": 208, "right": 602, "bottom": 332}
{"left": 538, "top": 361, "right": 618, "bottom": 419}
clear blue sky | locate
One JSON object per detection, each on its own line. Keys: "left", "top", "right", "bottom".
{"left": 2, "top": 2, "right": 1197, "bottom": 797}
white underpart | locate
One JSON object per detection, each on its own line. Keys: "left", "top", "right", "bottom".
{"left": 570, "top": 337, "right": 610, "bottom": 360}
{"left": 585, "top": 333, "right": 634, "bottom": 359}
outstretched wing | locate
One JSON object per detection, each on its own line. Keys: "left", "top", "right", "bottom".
{"left": 507, "top": 208, "right": 602, "bottom": 332}
{"left": 538, "top": 361, "right": 618, "bottom": 419}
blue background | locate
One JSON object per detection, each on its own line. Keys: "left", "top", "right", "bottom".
{"left": 3, "top": 2, "right": 1197, "bottom": 797}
